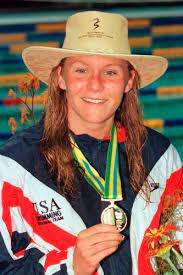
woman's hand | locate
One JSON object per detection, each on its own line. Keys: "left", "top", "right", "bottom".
{"left": 73, "top": 224, "right": 124, "bottom": 275}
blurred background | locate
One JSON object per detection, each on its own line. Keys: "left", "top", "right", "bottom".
{"left": 0, "top": 0, "right": 183, "bottom": 158}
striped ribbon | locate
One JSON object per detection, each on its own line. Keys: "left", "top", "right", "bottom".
{"left": 70, "top": 124, "right": 122, "bottom": 200}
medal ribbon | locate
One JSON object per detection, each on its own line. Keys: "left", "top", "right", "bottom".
{"left": 70, "top": 124, "right": 122, "bottom": 200}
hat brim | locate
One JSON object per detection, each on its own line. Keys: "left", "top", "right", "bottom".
{"left": 22, "top": 46, "right": 168, "bottom": 89}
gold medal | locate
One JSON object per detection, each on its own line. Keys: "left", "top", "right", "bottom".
{"left": 101, "top": 200, "right": 127, "bottom": 232}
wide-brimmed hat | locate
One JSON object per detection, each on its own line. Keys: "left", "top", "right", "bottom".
{"left": 22, "top": 11, "right": 168, "bottom": 88}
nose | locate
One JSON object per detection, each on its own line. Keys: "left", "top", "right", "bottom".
{"left": 87, "top": 73, "right": 103, "bottom": 92}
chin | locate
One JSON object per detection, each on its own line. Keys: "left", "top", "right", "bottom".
{"left": 82, "top": 110, "right": 115, "bottom": 123}
{"left": 83, "top": 116, "right": 111, "bottom": 124}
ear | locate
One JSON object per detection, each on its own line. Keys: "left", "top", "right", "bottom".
{"left": 57, "top": 66, "right": 66, "bottom": 90}
{"left": 124, "top": 70, "right": 136, "bottom": 94}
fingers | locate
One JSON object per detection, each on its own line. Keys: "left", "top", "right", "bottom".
{"left": 88, "top": 237, "right": 125, "bottom": 256}
{"left": 76, "top": 224, "right": 124, "bottom": 256}
{"left": 73, "top": 224, "right": 125, "bottom": 275}
{"left": 79, "top": 231, "right": 123, "bottom": 248}
{"left": 75, "top": 237, "right": 124, "bottom": 271}
{"left": 78, "top": 224, "right": 118, "bottom": 239}
{"left": 92, "top": 246, "right": 120, "bottom": 264}
{"left": 76, "top": 227, "right": 124, "bottom": 259}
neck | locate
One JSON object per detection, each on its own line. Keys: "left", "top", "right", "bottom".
{"left": 69, "top": 118, "right": 114, "bottom": 139}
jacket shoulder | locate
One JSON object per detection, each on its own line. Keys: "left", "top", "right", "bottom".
{"left": 145, "top": 127, "right": 170, "bottom": 150}
{"left": 143, "top": 127, "right": 171, "bottom": 173}
{"left": 0, "top": 121, "right": 43, "bottom": 171}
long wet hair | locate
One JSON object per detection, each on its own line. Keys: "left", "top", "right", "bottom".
{"left": 40, "top": 58, "right": 149, "bottom": 199}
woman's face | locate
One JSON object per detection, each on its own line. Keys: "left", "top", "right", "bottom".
{"left": 58, "top": 55, "right": 135, "bottom": 130}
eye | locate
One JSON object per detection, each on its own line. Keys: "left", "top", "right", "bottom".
{"left": 75, "top": 68, "right": 87, "bottom": 74}
{"left": 104, "top": 70, "right": 117, "bottom": 76}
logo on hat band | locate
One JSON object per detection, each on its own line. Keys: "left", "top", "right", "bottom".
{"left": 93, "top": 18, "right": 100, "bottom": 30}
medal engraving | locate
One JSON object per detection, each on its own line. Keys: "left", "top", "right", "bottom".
{"left": 101, "top": 202, "right": 127, "bottom": 232}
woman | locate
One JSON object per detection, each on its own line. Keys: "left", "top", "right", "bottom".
{"left": 0, "top": 11, "right": 182, "bottom": 275}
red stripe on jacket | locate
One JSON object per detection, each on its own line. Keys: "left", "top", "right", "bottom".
{"left": 44, "top": 250, "right": 68, "bottom": 272}
{"left": 1, "top": 181, "right": 77, "bottom": 269}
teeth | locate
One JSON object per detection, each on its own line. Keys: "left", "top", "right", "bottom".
{"left": 83, "top": 98, "right": 105, "bottom": 103}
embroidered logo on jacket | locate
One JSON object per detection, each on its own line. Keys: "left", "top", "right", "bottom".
{"left": 33, "top": 198, "right": 64, "bottom": 225}
{"left": 149, "top": 182, "right": 159, "bottom": 192}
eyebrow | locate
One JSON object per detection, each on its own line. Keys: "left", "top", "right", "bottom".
{"left": 71, "top": 61, "right": 88, "bottom": 66}
{"left": 71, "top": 62, "right": 125, "bottom": 67}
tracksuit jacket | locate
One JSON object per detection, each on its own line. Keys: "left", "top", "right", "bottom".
{"left": 0, "top": 118, "right": 182, "bottom": 275}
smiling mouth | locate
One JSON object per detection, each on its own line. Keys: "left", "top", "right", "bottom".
{"left": 82, "top": 97, "right": 106, "bottom": 104}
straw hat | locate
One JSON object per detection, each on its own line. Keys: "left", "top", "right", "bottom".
{"left": 22, "top": 11, "right": 168, "bottom": 88}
